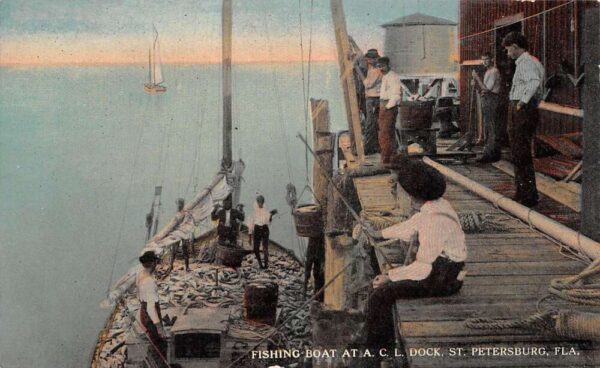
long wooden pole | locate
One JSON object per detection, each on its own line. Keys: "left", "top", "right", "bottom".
{"left": 581, "top": 6, "right": 600, "bottom": 242}
{"left": 424, "top": 157, "right": 600, "bottom": 260}
{"left": 330, "top": 0, "right": 365, "bottom": 162}
{"left": 222, "top": 0, "right": 233, "bottom": 169}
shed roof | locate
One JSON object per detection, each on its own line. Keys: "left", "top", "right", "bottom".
{"left": 381, "top": 13, "right": 457, "bottom": 27}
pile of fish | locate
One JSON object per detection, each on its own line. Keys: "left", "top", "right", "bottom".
{"left": 94, "top": 243, "right": 311, "bottom": 368}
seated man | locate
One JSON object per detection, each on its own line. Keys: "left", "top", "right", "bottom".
{"left": 364, "top": 156, "right": 467, "bottom": 353}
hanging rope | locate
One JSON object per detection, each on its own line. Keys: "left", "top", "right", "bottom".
{"left": 460, "top": 1, "right": 575, "bottom": 41}
{"left": 105, "top": 104, "right": 149, "bottom": 295}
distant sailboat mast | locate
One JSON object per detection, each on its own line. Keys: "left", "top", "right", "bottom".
{"left": 144, "top": 25, "right": 166, "bottom": 93}
{"left": 148, "top": 48, "right": 152, "bottom": 85}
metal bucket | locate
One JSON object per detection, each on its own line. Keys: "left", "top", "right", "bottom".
{"left": 292, "top": 204, "right": 323, "bottom": 238}
{"left": 399, "top": 100, "right": 435, "bottom": 129}
{"left": 244, "top": 282, "right": 279, "bottom": 325}
{"left": 215, "top": 245, "right": 246, "bottom": 268}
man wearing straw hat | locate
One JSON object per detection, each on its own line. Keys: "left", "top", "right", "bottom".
{"left": 364, "top": 156, "right": 467, "bottom": 357}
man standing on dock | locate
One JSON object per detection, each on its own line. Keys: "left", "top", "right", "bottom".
{"left": 247, "top": 195, "right": 277, "bottom": 269}
{"left": 473, "top": 52, "right": 503, "bottom": 163}
{"left": 376, "top": 57, "right": 402, "bottom": 165}
{"left": 136, "top": 251, "right": 167, "bottom": 361}
{"left": 359, "top": 49, "right": 383, "bottom": 155}
{"left": 502, "top": 31, "right": 544, "bottom": 207}
{"left": 364, "top": 156, "right": 467, "bottom": 359}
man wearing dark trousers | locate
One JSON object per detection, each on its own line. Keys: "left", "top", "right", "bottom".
{"left": 304, "top": 234, "right": 325, "bottom": 301}
{"left": 376, "top": 57, "right": 402, "bottom": 164}
{"left": 473, "top": 52, "right": 503, "bottom": 163}
{"left": 247, "top": 195, "right": 277, "bottom": 269}
{"left": 363, "top": 157, "right": 467, "bottom": 364}
{"left": 211, "top": 194, "right": 245, "bottom": 246}
{"left": 502, "top": 32, "right": 544, "bottom": 207}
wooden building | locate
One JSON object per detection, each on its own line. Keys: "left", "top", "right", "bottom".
{"left": 458, "top": 0, "right": 597, "bottom": 135}
{"left": 382, "top": 13, "right": 458, "bottom": 76}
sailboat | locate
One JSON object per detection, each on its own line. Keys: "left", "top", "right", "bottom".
{"left": 144, "top": 26, "right": 167, "bottom": 93}
{"left": 91, "top": 2, "right": 308, "bottom": 368}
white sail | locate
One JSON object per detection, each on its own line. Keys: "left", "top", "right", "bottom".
{"left": 153, "top": 37, "right": 164, "bottom": 85}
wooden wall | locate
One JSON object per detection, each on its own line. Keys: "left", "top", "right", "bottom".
{"left": 458, "top": 0, "right": 598, "bottom": 135}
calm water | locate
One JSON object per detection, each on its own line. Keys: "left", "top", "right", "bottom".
{"left": 0, "top": 63, "right": 345, "bottom": 368}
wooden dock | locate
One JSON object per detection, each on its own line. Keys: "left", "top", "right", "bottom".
{"left": 353, "top": 160, "right": 600, "bottom": 367}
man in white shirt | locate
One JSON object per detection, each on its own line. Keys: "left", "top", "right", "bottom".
{"left": 247, "top": 195, "right": 277, "bottom": 269}
{"left": 473, "top": 52, "right": 503, "bottom": 163}
{"left": 376, "top": 57, "right": 402, "bottom": 164}
{"left": 502, "top": 31, "right": 544, "bottom": 207}
{"left": 364, "top": 156, "right": 467, "bottom": 353}
{"left": 136, "top": 251, "right": 167, "bottom": 358}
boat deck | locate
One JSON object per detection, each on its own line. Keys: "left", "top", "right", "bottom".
{"left": 352, "top": 157, "right": 599, "bottom": 367}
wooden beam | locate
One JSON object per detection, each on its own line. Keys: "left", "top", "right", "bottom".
{"left": 492, "top": 160, "right": 581, "bottom": 212}
{"left": 310, "top": 99, "right": 333, "bottom": 210}
{"left": 582, "top": 6, "right": 600, "bottom": 241}
{"left": 221, "top": 0, "right": 233, "bottom": 169}
{"left": 538, "top": 101, "right": 584, "bottom": 118}
{"left": 330, "top": 0, "right": 365, "bottom": 162}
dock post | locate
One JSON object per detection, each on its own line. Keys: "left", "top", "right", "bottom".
{"left": 581, "top": 6, "right": 600, "bottom": 241}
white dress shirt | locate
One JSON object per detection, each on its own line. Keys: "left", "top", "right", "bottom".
{"left": 483, "top": 67, "right": 501, "bottom": 94}
{"left": 380, "top": 198, "right": 467, "bottom": 282}
{"left": 136, "top": 269, "right": 160, "bottom": 324}
{"left": 509, "top": 52, "right": 545, "bottom": 104}
{"left": 247, "top": 204, "right": 272, "bottom": 235}
{"left": 380, "top": 70, "right": 402, "bottom": 109}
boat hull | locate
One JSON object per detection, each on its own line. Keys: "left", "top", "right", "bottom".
{"left": 144, "top": 84, "right": 167, "bottom": 93}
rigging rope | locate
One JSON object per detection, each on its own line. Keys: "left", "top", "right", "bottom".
{"left": 459, "top": 0, "right": 575, "bottom": 41}
{"left": 105, "top": 102, "right": 149, "bottom": 295}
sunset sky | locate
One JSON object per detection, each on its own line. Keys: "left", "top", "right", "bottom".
{"left": 0, "top": 0, "right": 458, "bottom": 65}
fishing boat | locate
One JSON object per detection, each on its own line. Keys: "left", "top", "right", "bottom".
{"left": 144, "top": 26, "right": 167, "bottom": 93}
{"left": 91, "top": 2, "right": 311, "bottom": 368}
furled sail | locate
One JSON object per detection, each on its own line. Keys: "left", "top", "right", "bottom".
{"left": 103, "top": 161, "right": 244, "bottom": 307}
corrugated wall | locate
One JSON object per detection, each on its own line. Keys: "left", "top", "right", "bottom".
{"left": 384, "top": 25, "right": 459, "bottom": 75}
{"left": 458, "top": 0, "right": 596, "bottom": 135}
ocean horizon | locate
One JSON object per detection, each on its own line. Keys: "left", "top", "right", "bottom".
{"left": 0, "top": 62, "right": 346, "bottom": 367}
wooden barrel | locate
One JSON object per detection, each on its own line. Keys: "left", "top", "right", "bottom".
{"left": 215, "top": 245, "right": 246, "bottom": 268}
{"left": 244, "top": 282, "right": 279, "bottom": 325}
{"left": 292, "top": 204, "right": 323, "bottom": 238}
{"left": 399, "top": 100, "right": 435, "bottom": 129}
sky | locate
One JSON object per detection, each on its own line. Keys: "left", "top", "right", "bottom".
{"left": 0, "top": 0, "right": 458, "bottom": 65}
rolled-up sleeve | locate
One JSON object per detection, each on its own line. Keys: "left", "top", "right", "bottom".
{"left": 387, "top": 215, "right": 447, "bottom": 282}
{"left": 385, "top": 74, "right": 402, "bottom": 109}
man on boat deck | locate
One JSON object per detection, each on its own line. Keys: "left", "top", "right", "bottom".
{"left": 247, "top": 195, "right": 277, "bottom": 269}
{"left": 136, "top": 251, "right": 167, "bottom": 360}
{"left": 376, "top": 57, "right": 402, "bottom": 164}
{"left": 168, "top": 198, "right": 191, "bottom": 273}
{"left": 364, "top": 156, "right": 467, "bottom": 354}
{"left": 211, "top": 194, "right": 245, "bottom": 246}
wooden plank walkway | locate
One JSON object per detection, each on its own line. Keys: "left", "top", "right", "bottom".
{"left": 353, "top": 162, "right": 600, "bottom": 368}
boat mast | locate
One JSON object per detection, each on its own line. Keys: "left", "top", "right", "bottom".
{"left": 221, "top": 0, "right": 233, "bottom": 169}
{"left": 330, "top": 0, "right": 365, "bottom": 162}
{"left": 148, "top": 48, "right": 152, "bottom": 84}
{"left": 153, "top": 32, "right": 157, "bottom": 86}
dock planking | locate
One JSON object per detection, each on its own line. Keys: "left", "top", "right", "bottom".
{"left": 354, "top": 160, "right": 596, "bottom": 367}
